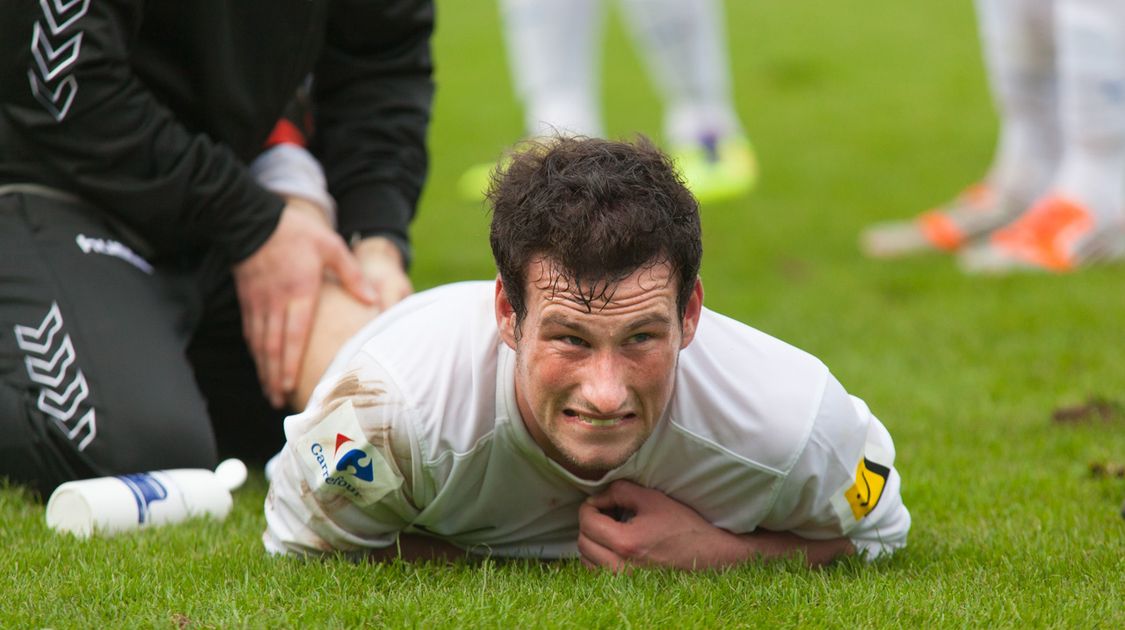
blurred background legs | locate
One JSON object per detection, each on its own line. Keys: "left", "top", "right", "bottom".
{"left": 862, "top": 0, "right": 1058, "bottom": 259}
{"left": 961, "top": 0, "right": 1125, "bottom": 272}
{"left": 460, "top": 0, "right": 755, "bottom": 204}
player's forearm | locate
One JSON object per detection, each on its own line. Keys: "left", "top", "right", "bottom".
{"left": 734, "top": 530, "right": 855, "bottom": 567}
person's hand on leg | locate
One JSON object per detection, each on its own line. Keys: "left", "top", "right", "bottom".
{"left": 233, "top": 201, "right": 375, "bottom": 408}
{"left": 352, "top": 235, "right": 413, "bottom": 311}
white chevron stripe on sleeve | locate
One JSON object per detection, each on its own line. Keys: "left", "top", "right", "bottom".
{"left": 38, "top": 0, "right": 91, "bottom": 35}
{"left": 31, "top": 22, "right": 83, "bottom": 82}
{"left": 28, "top": 0, "right": 89, "bottom": 121}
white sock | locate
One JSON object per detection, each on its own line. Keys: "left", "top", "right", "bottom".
{"left": 500, "top": 0, "right": 605, "bottom": 137}
{"left": 1052, "top": 0, "right": 1125, "bottom": 225}
{"left": 975, "top": 0, "right": 1060, "bottom": 210}
{"left": 617, "top": 0, "right": 743, "bottom": 146}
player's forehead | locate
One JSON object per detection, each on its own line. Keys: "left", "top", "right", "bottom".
{"left": 525, "top": 257, "right": 678, "bottom": 320}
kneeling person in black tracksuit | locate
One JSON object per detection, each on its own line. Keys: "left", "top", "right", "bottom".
{"left": 0, "top": 0, "right": 434, "bottom": 497}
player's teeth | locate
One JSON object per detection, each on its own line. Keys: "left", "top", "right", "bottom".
{"left": 579, "top": 415, "right": 620, "bottom": 427}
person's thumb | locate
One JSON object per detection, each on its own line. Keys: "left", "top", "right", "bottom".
{"left": 324, "top": 239, "right": 377, "bottom": 304}
{"left": 589, "top": 480, "right": 644, "bottom": 512}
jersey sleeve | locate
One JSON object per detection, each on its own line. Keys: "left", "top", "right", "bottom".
{"left": 312, "top": 0, "right": 435, "bottom": 266}
{"left": 263, "top": 361, "right": 426, "bottom": 556}
{"left": 761, "top": 375, "right": 911, "bottom": 560}
{"left": 0, "top": 0, "right": 282, "bottom": 261}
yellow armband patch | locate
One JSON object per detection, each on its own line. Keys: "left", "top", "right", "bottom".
{"left": 843, "top": 458, "right": 889, "bottom": 520}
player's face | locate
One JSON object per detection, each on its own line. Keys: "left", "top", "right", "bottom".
{"left": 496, "top": 259, "right": 703, "bottom": 480}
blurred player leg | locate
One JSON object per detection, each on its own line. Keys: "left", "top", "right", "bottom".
{"left": 962, "top": 0, "right": 1125, "bottom": 272}
{"left": 978, "top": 0, "right": 1061, "bottom": 215}
{"left": 619, "top": 0, "right": 756, "bottom": 203}
{"left": 503, "top": 0, "right": 606, "bottom": 137}
{"left": 863, "top": 0, "right": 1058, "bottom": 258}
{"left": 458, "top": 0, "right": 606, "bottom": 200}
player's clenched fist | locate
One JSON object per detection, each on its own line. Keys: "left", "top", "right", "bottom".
{"left": 577, "top": 480, "right": 746, "bottom": 572}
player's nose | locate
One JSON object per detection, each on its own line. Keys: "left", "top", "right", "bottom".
{"left": 579, "top": 352, "right": 629, "bottom": 415}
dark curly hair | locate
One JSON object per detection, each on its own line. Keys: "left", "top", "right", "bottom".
{"left": 487, "top": 136, "right": 702, "bottom": 326}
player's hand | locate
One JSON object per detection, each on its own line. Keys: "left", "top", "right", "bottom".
{"left": 233, "top": 200, "right": 376, "bottom": 408}
{"left": 577, "top": 480, "right": 748, "bottom": 573}
{"left": 352, "top": 235, "right": 413, "bottom": 310}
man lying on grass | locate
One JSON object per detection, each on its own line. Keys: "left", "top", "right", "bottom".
{"left": 264, "top": 137, "right": 911, "bottom": 571}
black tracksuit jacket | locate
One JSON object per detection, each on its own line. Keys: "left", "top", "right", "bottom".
{"left": 0, "top": 0, "right": 434, "bottom": 263}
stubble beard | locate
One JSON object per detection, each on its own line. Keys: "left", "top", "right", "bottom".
{"left": 549, "top": 421, "right": 648, "bottom": 479}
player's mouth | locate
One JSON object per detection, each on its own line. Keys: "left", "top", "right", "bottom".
{"left": 563, "top": 409, "right": 635, "bottom": 427}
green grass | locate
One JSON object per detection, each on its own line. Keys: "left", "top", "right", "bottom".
{"left": 5, "top": 1, "right": 1125, "bottom": 627}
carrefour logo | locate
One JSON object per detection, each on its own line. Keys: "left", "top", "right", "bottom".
{"left": 309, "top": 433, "right": 374, "bottom": 499}
{"left": 333, "top": 433, "right": 374, "bottom": 482}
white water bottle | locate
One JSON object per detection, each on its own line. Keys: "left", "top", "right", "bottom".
{"left": 45, "top": 458, "right": 248, "bottom": 538}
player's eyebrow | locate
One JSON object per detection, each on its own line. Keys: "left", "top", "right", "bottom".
{"left": 624, "top": 314, "right": 673, "bottom": 331}
{"left": 539, "top": 312, "right": 672, "bottom": 334}
{"left": 540, "top": 313, "right": 589, "bottom": 334}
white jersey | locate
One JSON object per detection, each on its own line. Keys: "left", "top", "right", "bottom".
{"left": 264, "top": 282, "right": 910, "bottom": 559}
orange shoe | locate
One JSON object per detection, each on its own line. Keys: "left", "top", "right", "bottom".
{"left": 958, "top": 195, "right": 1125, "bottom": 273}
{"left": 860, "top": 183, "right": 1020, "bottom": 258}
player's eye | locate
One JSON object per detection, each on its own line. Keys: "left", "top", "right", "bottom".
{"left": 558, "top": 335, "right": 588, "bottom": 347}
{"left": 627, "top": 333, "right": 653, "bottom": 344}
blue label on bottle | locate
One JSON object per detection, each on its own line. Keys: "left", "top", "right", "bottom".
{"left": 115, "top": 473, "right": 169, "bottom": 524}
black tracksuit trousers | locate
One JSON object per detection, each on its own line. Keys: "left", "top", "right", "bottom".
{"left": 0, "top": 188, "right": 285, "bottom": 498}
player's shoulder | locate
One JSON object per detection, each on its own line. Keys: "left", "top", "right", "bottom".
{"left": 319, "top": 281, "right": 502, "bottom": 459}
{"left": 379, "top": 280, "right": 493, "bottom": 323}
{"left": 346, "top": 280, "right": 493, "bottom": 347}
{"left": 670, "top": 307, "right": 835, "bottom": 474}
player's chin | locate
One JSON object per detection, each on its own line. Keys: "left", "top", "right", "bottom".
{"left": 560, "top": 436, "right": 642, "bottom": 474}
{"left": 565, "top": 457, "right": 627, "bottom": 480}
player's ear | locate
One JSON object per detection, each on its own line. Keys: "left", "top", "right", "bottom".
{"left": 679, "top": 277, "right": 704, "bottom": 349}
{"left": 495, "top": 275, "right": 518, "bottom": 349}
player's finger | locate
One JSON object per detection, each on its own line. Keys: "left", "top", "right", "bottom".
{"left": 281, "top": 296, "right": 316, "bottom": 396}
{"left": 577, "top": 531, "right": 627, "bottom": 573}
{"left": 238, "top": 297, "right": 255, "bottom": 348}
{"left": 324, "top": 238, "right": 377, "bottom": 305}
{"left": 263, "top": 301, "right": 286, "bottom": 408}
{"left": 587, "top": 479, "right": 646, "bottom": 512}
{"left": 241, "top": 300, "right": 269, "bottom": 392}
{"left": 584, "top": 490, "right": 618, "bottom": 511}
{"left": 577, "top": 498, "right": 625, "bottom": 549}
